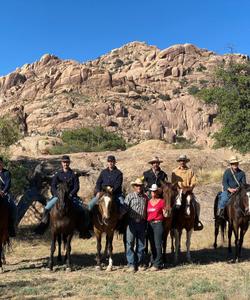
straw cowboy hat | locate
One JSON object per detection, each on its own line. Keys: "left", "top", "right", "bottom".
{"left": 149, "top": 184, "right": 159, "bottom": 191}
{"left": 228, "top": 155, "right": 241, "bottom": 164}
{"left": 131, "top": 178, "right": 144, "bottom": 186}
{"left": 176, "top": 154, "right": 190, "bottom": 162}
{"left": 148, "top": 156, "right": 163, "bottom": 164}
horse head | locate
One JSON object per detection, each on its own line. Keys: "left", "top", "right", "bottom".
{"left": 237, "top": 184, "right": 250, "bottom": 215}
{"left": 56, "top": 181, "right": 70, "bottom": 213}
{"left": 98, "top": 186, "right": 114, "bottom": 225}
{"left": 161, "top": 182, "right": 178, "bottom": 211}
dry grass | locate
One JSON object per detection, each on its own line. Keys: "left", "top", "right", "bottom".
{"left": 1, "top": 225, "right": 250, "bottom": 299}
{"left": 197, "top": 168, "right": 224, "bottom": 185}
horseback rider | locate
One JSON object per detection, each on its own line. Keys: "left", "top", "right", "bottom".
{"left": 88, "top": 155, "right": 125, "bottom": 216}
{"left": 217, "top": 155, "right": 247, "bottom": 217}
{"left": 35, "top": 155, "right": 91, "bottom": 238}
{"left": 171, "top": 154, "right": 203, "bottom": 231}
{"left": 143, "top": 157, "right": 168, "bottom": 197}
{"left": 0, "top": 157, "right": 17, "bottom": 237}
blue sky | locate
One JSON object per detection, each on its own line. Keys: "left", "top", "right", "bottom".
{"left": 0, "top": 0, "right": 249, "bottom": 76}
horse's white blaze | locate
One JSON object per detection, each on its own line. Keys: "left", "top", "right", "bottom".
{"left": 176, "top": 191, "right": 182, "bottom": 206}
{"left": 103, "top": 196, "right": 111, "bottom": 209}
{"left": 186, "top": 195, "right": 191, "bottom": 215}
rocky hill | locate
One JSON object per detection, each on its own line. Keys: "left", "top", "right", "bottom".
{"left": 0, "top": 42, "right": 248, "bottom": 146}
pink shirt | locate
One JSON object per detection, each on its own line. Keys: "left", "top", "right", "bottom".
{"left": 147, "top": 199, "right": 165, "bottom": 221}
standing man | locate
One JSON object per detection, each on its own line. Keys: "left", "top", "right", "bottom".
{"left": 143, "top": 157, "right": 168, "bottom": 195}
{"left": 171, "top": 154, "right": 203, "bottom": 231}
{"left": 88, "top": 155, "right": 124, "bottom": 215}
{"left": 35, "top": 155, "right": 90, "bottom": 238}
{"left": 124, "top": 178, "right": 148, "bottom": 273}
{"left": 0, "top": 157, "right": 17, "bottom": 237}
{"left": 217, "top": 156, "right": 247, "bottom": 216}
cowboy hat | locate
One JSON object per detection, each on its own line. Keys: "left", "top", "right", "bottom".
{"left": 131, "top": 178, "right": 144, "bottom": 186}
{"left": 107, "top": 155, "right": 116, "bottom": 162}
{"left": 149, "top": 184, "right": 159, "bottom": 192}
{"left": 148, "top": 156, "right": 163, "bottom": 164}
{"left": 228, "top": 155, "right": 241, "bottom": 164}
{"left": 176, "top": 154, "right": 190, "bottom": 162}
{"left": 61, "top": 155, "right": 70, "bottom": 162}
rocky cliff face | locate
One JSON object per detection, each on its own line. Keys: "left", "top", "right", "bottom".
{"left": 0, "top": 42, "right": 248, "bottom": 146}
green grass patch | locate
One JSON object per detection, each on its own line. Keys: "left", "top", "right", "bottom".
{"left": 49, "top": 126, "right": 126, "bottom": 154}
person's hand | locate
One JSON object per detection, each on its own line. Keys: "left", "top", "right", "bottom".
{"left": 96, "top": 192, "right": 101, "bottom": 199}
{"left": 228, "top": 188, "right": 238, "bottom": 193}
{"left": 0, "top": 190, "right": 4, "bottom": 197}
{"left": 163, "top": 208, "right": 168, "bottom": 217}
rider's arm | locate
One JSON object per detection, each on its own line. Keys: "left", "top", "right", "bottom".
{"left": 189, "top": 170, "right": 197, "bottom": 191}
{"left": 95, "top": 170, "right": 104, "bottom": 193}
{"left": 222, "top": 169, "right": 230, "bottom": 192}
{"left": 241, "top": 172, "right": 247, "bottom": 185}
{"left": 112, "top": 171, "right": 123, "bottom": 193}
{"left": 2, "top": 170, "right": 11, "bottom": 193}
{"left": 70, "top": 173, "right": 79, "bottom": 197}
{"left": 51, "top": 173, "right": 59, "bottom": 196}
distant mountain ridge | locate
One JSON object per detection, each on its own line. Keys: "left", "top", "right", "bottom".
{"left": 0, "top": 42, "right": 248, "bottom": 147}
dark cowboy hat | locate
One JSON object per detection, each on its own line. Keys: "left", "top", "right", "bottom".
{"left": 61, "top": 155, "right": 70, "bottom": 162}
{"left": 176, "top": 154, "right": 190, "bottom": 162}
{"left": 107, "top": 155, "right": 116, "bottom": 162}
{"left": 148, "top": 156, "right": 163, "bottom": 164}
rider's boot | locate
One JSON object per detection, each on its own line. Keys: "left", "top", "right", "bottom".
{"left": 34, "top": 209, "right": 50, "bottom": 235}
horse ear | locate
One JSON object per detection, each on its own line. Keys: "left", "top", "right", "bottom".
{"left": 106, "top": 186, "right": 113, "bottom": 193}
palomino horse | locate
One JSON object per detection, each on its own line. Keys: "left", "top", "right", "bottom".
{"left": 161, "top": 182, "right": 178, "bottom": 263}
{"left": 0, "top": 195, "right": 9, "bottom": 273}
{"left": 217, "top": 185, "right": 250, "bottom": 261}
{"left": 172, "top": 191, "right": 196, "bottom": 263}
{"left": 92, "top": 186, "right": 118, "bottom": 271}
{"left": 49, "top": 182, "right": 83, "bottom": 271}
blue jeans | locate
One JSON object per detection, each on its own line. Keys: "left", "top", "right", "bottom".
{"left": 126, "top": 219, "right": 146, "bottom": 267}
{"left": 3, "top": 193, "right": 17, "bottom": 225}
{"left": 88, "top": 194, "right": 125, "bottom": 211}
{"left": 218, "top": 191, "right": 230, "bottom": 209}
{"left": 148, "top": 222, "right": 164, "bottom": 268}
{"left": 45, "top": 196, "right": 84, "bottom": 212}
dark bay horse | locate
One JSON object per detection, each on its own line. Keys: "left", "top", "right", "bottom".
{"left": 216, "top": 185, "right": 250, "bottom": 261}
{"left": 92, "top": 186, "right": 118, "bottom": 271}
{"left": 49, "top": 182, "right": 80, "bottom": 271}
{"left": 0, "top": 196, "right": 10, "bottom": 273}
{"left": 172, "top": 191, "right": 196, "bottom": 263}
{"left": 161, "top": 182, "right": 178, "bottom": 263}
{"left": 213, "top": 192, "right": 226, "bottom": 249}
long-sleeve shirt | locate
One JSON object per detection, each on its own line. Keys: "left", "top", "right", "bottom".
{"left": 171, "top": 166, "right": 197, "bottom": 189}
{"left": 222, "top": 167, "right": 246, "bottom": 191}
{"left": 0, "top": 168, "right": 11, "bottom": 193}
{"left": 51, "top": 168, "right": 79, "bottom": 197}
{"left": 95, "top": 167, "right": 123, "bottom": 196}
{"left": 143, "top": 168, "right": 168, "bottom": 190}
{"left": 124, "top": 192, "right": 148, "bottom": 221}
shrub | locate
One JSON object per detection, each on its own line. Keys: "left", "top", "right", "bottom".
{"left": 196, "top": 64, "right": 207, "bottom": 72}
{"left": 49, "top": 126, "right": 126, "bottom": 154}
{"left": 172, "top": 136, "right": 201, "bottom": 149}
{"left": 159, "top": 94, "right": 171, "bottom": 101}
{"left": 188, "top": 85, "right": 200, "bottom": 95}
{"left": 0, "top": 116, "right": 20, "bottom": 147}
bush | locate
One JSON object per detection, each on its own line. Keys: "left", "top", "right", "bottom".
{"left": 0, "top": 116, "right": 20, "bottom": 147}
{"left": 49, "top": 126, "right": 126, "bottom": 154}
{"left": 188, "top": 85, "right": 200, "bottom": 95}
{"left": 172, "top": 136, "right": 200, "bottom": 149}
{"left": 196, "top": 61, "right": 250, "bottom": 153}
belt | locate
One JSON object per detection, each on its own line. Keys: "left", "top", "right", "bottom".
{"left": 131, "top": 218, "right": 144, "bottom": 223}
{"left": 149, "top": 220, "right": 163, "bottom": 224}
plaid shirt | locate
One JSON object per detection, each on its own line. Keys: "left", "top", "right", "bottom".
{"left": 124, "top": 192, "right": 148, "bottom": 221}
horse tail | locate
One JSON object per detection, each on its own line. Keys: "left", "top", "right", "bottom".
{"left": 214, "top": 192, "right": 221, "bottom": 219}
{"left": 220, "top": 219, "right": 226, "bottom": 243}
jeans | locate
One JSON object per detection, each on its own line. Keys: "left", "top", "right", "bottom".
{"left": 148, "top": 221, "right": 164, "bottom": 268}
{"left": 88, "top": 194, "right": 125, "bottom": 211}
{"left": 126, "top": 219, "right": 146, "bottom": 267}
{"left": 3, "top": 193, "right": 17, "bottom": 225}
{"left": 45, "top": 196, "right": 84, "bottom": 212}
{"left": 218, "top": 191, "right": 230, "bottom": 209}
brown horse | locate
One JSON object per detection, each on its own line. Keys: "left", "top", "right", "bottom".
{"left": 172, "top": 191, "right": 196, "bottom": 263}
{"left": 221, "top": 185, "right": 250, "bottom": 261}
{"left": 161, "top": 182, "right": 178, "bottom": 263}
{"left": 92, "top": 186, "right": 118, "bottom": 271}
{"left": 213, "top": 192, "right": 226, "bottom": 249}
{"left": 49, "top": 182, "right": 79, "bottom": 271}
{"left": 0, "top": 196, "right": 10, "bottom": 273}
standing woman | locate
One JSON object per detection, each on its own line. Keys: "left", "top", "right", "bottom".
{"left": 147, "top": 184, "right": 167, "bottom": 271}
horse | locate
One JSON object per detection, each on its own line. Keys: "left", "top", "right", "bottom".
{"left": 161, "top": 182, "right": 178, "bottom": 263}
{"left": 219, "top": 185, "right": 250, "bottom": 261}
{"left": 48, "top": 181, "right": 83, "bottom": 271}
{"left": 92, "top": 186, "right": 118, "bottom": 271}
{"left": 172, "top": 191, "right": 196, "bottom": 263}
{"left": 0, "top": 195, "right": 10, "bottom": 273}
{"left": 213, "top": 192, "right": 227, "bottom": 249}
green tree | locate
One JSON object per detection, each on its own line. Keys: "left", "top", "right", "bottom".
{"left": 0, "top": 116, "right": 20, "bottom": 148}
{"left": 196, "top": 61, "right": 250, "bottom": 153}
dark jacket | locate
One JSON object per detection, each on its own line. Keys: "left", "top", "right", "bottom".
{"left": 143, "top": 168, "right": 168, "bottom": 190}
{"left": 51, "top": 168, "right": 79, "bottom": 197}
{"left": 222, "top": 167, "right": 246, "bottom": 192}
{"left": 95, "top": 167, "right": 123, "bottom": 196}
{"left": 0, "top": 168, "right": 11, "bottom": 194}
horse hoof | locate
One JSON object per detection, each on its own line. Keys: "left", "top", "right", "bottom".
{"left": 106, "top": 266, "right": 113, "bottom": 272}
{"left": 66, "top": 267, "right": 72, "bottom": 272}
{"left": 95, "top": 265, "right": 102, "bottom": 271}
{"left": 213, "top": 243, "right": 217, "bottom": 249}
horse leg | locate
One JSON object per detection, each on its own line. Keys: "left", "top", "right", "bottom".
{"left": 239, "top": 224, "right": 248, "bottom": 259}
{"left": 106, "top": 232, "right": 114, "bottom": 272}
{"left": 170, "top": 229, "right": 174, "bottom": 254}
{"left": 63, "top": 234, "right": 67, "bottom": 264}
{"left": 174, "top": 229, "right": 180, "bottom": 264}
{"left": 95, "top": 232, "right": 102, "bottom": 270}
{"left": 65, "top": 234, "right": 73, "bottom": 271}
{"left": 213, "top": 219, "right": 219, "bottom": 249}
{"left": 48, "top": 233, "right": 56, "bottom": 271}
{"left": 186, "top": 230, "right": 192, "bottom": 263}
{"left": 233, "top": 225, "right": 239, "bottom": 262}
{"left": 228, "top": 223, "right": 233, "bottom": 254}
{"left": 57, "top": 234, "right": 62, "bottom": 263}
{"left": 162, "top": 230, "right": 167, "bottom": 265}
{"left": 2, "top": 248, "right": 6, "bottom": 265}
{"left": 0, "top": 243, "right": 3, "bottom": 273}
